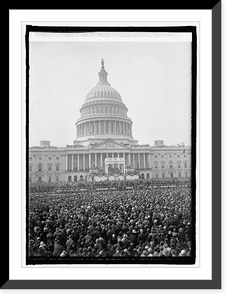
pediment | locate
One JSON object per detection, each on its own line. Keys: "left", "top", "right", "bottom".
{"left": 90, "top": 139, "right": 130, "bottom": 150}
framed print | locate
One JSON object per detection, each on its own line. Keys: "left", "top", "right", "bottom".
{"left": 6, "top": 3, "right": 221, "bottom": 289}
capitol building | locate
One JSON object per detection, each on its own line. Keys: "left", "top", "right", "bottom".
{"left": 29, "top": 59, "right": 191, "bottom": 183}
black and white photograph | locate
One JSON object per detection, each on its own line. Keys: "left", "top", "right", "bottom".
{"left": 26, "top": 26, "right": 196, "bottom": 265}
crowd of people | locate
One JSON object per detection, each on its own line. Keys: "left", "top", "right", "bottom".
{"left": 28, "top": 183, "right": 193, "bottom": 259}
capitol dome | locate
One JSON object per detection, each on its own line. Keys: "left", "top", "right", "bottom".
{"left": 85, "top": 84, "right": 122, "bottom": 102}
{"left": 74, "top": 59, "right": 137, "bottom": 146}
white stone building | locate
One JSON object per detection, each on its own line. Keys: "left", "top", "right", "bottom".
{"left": 29, "top": 59, "right": 191, "bottom": 183}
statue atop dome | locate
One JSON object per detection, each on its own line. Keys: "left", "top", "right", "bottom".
{"left": 98, "top": 58, "right": 109, "bottom": 85}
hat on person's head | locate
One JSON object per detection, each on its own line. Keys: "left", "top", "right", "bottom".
{"left": 60, "top": 250, "right": 67, "bottom": 257}
{"left": 132, "top": 229, "right": 136, "bottom": 234}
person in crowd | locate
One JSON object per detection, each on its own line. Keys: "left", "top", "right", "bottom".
{"left": 28, "top": 181, "right": 192, "bottom": 258}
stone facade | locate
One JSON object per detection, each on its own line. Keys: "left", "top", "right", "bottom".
{"left": 29, "top": 60, "right": 191, "bottom": 183}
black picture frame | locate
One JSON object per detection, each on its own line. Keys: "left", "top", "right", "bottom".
{"left": 5, "top": 2, "right": 221, "bottom": 289}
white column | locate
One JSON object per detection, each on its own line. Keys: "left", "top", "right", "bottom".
{"left": 89, "top": 153, "right": 91, "bottom": 168}
{"left": 86, "top": 122, "right": 88, "bottom": 135}
{"left": 83, "top": 154, "right": 85, "bottom": 170}
{"left": 72, "top": 154, "right": 74, "bottom": 171}
{"left": 77, "top": 154, "right": 80, "bottom": 170}
{"left": 100, "top": 153, "right": 103, "bottom": 168}
{"left": 95, "top": 153, "right": 97, "bottom": 167}
{"left": 128, "top": 153, "right": 131, "bottom": 165}
{"left": 109, "top": 121, "right": 111, "bottom": 134}
{"left": 143, "top": 153, "right": 146, "bottom": 169}
{"left": 123, "top": 153, "right": 125, "bottom": 173}
{"left": 66, "top": 155, "right": 68, "bottom": 171}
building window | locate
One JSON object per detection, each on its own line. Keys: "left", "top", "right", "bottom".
{"left": 185, "top": 172, "right": 188, "bottom": 178}
{"left": 56, "top": 165, "right": 59, "bottom": 171}
{"left": 161, "top": 155, "right": 164, "bottom": 158}
{"left": 170, "top": 173, "right": 173, "bottom": 178}
{"left": 48, "top": 157, "right": 52, "bottom": 160}
{"left": 48, "top": 166, "right": 52, "bottom": 171}
{"left": 38, "top": 176, "right": 42, "bottom": 182}
{"left": 38, "top": 163, "right": 42, "bottom": 171}
{"left": 56, "top": 176, "right": 59, "bottom": 182}
{"left": 162, "top": 173, "right": 165, "bottom": 178}
{"left": 156, "top": 173, "right": 158, "bottom": 178}
{"left": 179, "top": 173, "right": 182, "bottom": 177}
{"left": 162, "top": 165, "right": 164, "bottom": 168}
{"left": 170, "top": 165, "right": 173, "bottom": 168}
{"left": 39, "top": 157, "right": 42, "bottom": 160}
{"left": 48, "top": 176, "right": 51, "bottom": 182}
{"left": 154, "top": 155, "right": 157, "bottom": 158}
{"left": 184, "top": 162, "right": 187, "bottom": 168}
{"left": 56, "top": 157, "right": 59, "bottom": 160}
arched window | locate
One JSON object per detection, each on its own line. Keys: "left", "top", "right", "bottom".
{"left": 74, "top": 175, "right": 77, "bottom": 182}
{"left": 141, "top": 173, "right": 145, "bottom": 179}
{"left": 47, "top": 164, "right": 52, "bottom": 171}
{"left": 38, "top": 163, "right": 43, "bottom": 171}
{"left": 79, "top": 175, "right": 84, "bottom": 181}
{"left": 146, "top": 173, "right": 150, "bottom": 179}
{"left": 68, "top": 176, "right": 72, "bottom": 182}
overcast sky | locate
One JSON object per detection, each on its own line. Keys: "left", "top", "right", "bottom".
{"left": 29, "top": 34, "right": 192, "bottom": 147}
